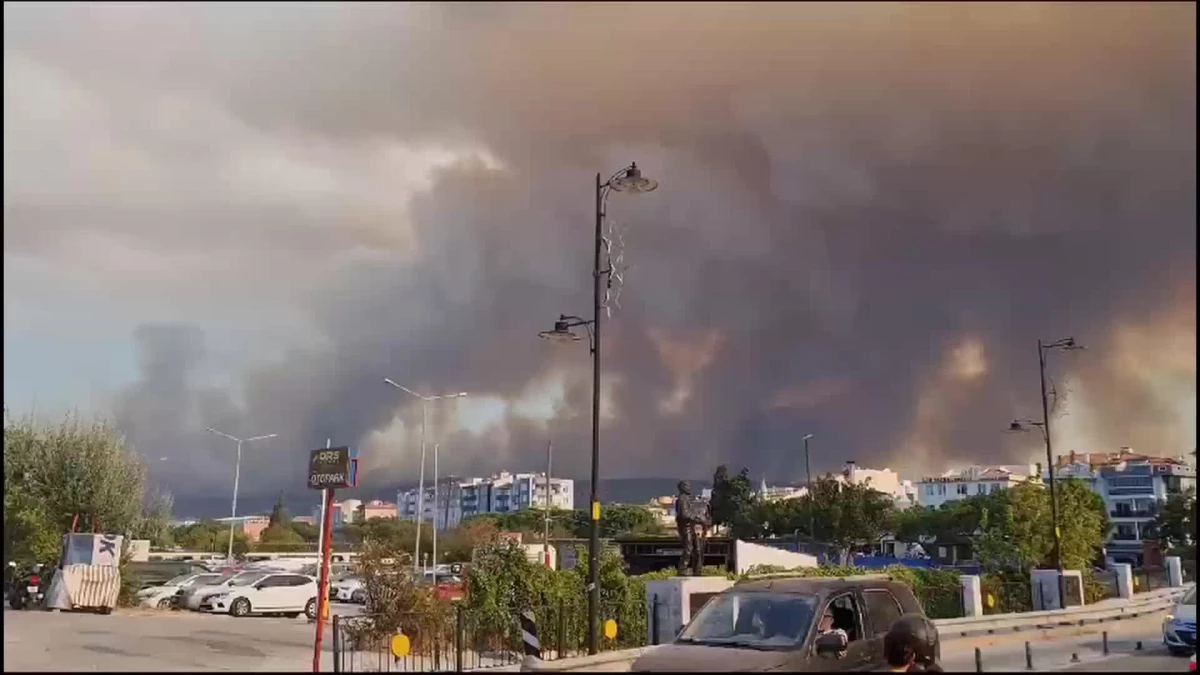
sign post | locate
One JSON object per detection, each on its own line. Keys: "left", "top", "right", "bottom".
{"left": 309, "top": 445, "right": 358, "bottom": 673}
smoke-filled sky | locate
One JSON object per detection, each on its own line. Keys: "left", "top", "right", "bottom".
{"left": 4, "top": 2, "right": 1196, "bottom": 506}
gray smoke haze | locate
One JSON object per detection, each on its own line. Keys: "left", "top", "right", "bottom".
{"left": 4, "top": 2, "right": 1195, "bottom": 506}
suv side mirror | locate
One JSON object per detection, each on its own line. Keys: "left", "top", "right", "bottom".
{"left": 815, "top": 632, "right": 848, "bottom": 657}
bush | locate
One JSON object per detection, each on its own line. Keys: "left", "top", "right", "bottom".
{"left": 346, "top": 539, "right": 451, "bottom": 653}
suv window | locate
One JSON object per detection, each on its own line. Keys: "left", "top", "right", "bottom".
{"left": 862, "top": 589, "right": 904, "bottom": 635}
{"left": 258, "top": 575, "right": 285, "bottom": 588}
{"left": 287, "top": 575, "right": 312, "bottom": 586}
{"left": 823, "top": 593, "right": 865, "bottom": 643}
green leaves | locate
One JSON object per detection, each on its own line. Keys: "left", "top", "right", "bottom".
{"left": 1154, "top": 486, "right": 1196, "bottom": 554}
{"left": 4, "top": 410, "right": 156, "bottom": 566}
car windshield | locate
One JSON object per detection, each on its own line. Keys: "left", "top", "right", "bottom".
{"left": 229, "top": 572, "right": 268, "bottom": 587}
{"left": 1184, "top": 586, "right": 1196, "bottom": 605}
{"left": 677, "top": 591, "right": 818, "bottom": 649}
{"left": 163, "top": 574, "right": 192, "bottom": 586}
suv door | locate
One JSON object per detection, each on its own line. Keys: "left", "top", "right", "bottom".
{"left": 861, "top": 588, "right": 906, "bottom": 666}
{"left": 812, "top": 592, "right": 874, "bottom": 672}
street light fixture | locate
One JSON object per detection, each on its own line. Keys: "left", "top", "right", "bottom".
{"left": 205, "top": 427, "right": 278, "bottom": 561}
{"left": 384, "top": 379, "right": 468, "bottom": 574}
{"left": 538, "top": 162, "right": 658, "bottom": 655}
{"left": 1004, "top": 336, "right": 1084, "bottom": 608}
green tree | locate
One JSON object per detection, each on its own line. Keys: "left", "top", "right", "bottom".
{"left": 573, "top": 504, "right": 665, "bottom": 539}
{"left": 4, "top": 410, "right": 163, "bottom": 566}
{"left": 1153, "top": 486, "right": 1196, "bottom": 554}
{"left": 974, "top": 479, "right": 1108, "bottom": 573}
{"left": 345, "top": 517, "right": 431, "bottom": 559}
{"left": 290, "top": 520, "right": 320, "bottom": 542}
{"left": 805, "top": 475, "right": 894, "bottom": 565}
{"left": 258, "top": 523, "right": 304, "bottom": 547}
{"left": 268, "top": 491, "right": 291, "bottom": 527}
{"left": 173, "top": 520, "right": 250, "bottom": 556}
{"left": 710, "top": 465, "right": 755, "bottom": 536}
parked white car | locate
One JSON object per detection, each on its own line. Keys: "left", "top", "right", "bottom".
{"left": 1163, "top": 584, "right": 1196, "bottom": 656}
{"left": 178, "top": 570, "right": 274, "bottom": 611}
{"left": 199, "top": 572, "right": 318, "bottom": 618}
{"left": 331, "top": 576, "right": 364, "bottom": 603}
{"left": 137, "top": 572, "right": 227, "bottom": 609}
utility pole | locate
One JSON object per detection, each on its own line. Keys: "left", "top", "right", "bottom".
{"left": 544, "top": 440, "right": 553, "bottom": 568}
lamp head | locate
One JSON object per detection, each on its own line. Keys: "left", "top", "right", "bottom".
{"left": 609, "top": 162, "right": 659, "bottom": 193}
{"left": 538, "top": 320, "right": 582, "bottom": 343}
{"left": 1007, "top": 421, "right": 1027, "bottom": 433}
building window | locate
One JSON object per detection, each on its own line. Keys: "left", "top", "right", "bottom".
{"left": 956, "top": 484, "right": 969, "bottom": 496}
{"left": 938, "top": 484, "right": 947, "bottom": 496}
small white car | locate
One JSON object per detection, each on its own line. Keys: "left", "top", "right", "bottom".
{"left": 1163, "top": 584, "right": 1196, "bottom": 656}
{"left": 199, "top": 572, "right": 318, "bottom": 619}
{"left": 137, "top": 572, "right": 227, "bottom": 609}
{"left": 331, "top": 576, "right": 364, "bottom": 603}
{"left": 178, "top": 570, "right": 272, "bottom": 611}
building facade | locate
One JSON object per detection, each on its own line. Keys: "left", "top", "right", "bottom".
{"left": 397, "top": 472, "right": 575, "bottom": 530}
{"left": 915, "top": 464, "right": 1041, "bottom": 508}
{"left": 1052, "top": 448, "right": 1196, "bottom": 566}
{"left": 358, "top": 499, "right": 399, "bottom": 521}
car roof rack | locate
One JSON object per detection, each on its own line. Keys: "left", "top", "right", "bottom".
{"left": 737, "top": 572, "right": 895, "bottom": 583}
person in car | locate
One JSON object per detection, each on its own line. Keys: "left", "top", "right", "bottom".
{"left": 883, "top": 613, "right": 942, "bottom": 672}
{"left": 817, "top": 607, "right": 849, "bottom": 658}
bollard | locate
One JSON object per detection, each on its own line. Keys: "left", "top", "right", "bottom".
{"left": 1070, "top": 653, "right": 1080, "bottom": 663}
{"left": 1102, "top": 631, "right": 1109, "bottom": 655}
{"left": 1025, "top": 641, "right": 1033, "bottom": 671}
{"left": 1135, "top": 640, "right": 1143, "bottom": 651}
{"left": 975, "top": 647, "right": 983, "bottom": 673}
{"left": 520, "top": 609, "right": 542, "bottom": 659}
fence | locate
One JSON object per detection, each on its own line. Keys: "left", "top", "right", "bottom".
{"left": 981, "top": 580, "right": 1032, "bottom": 615}
{"left": 332, "top": 601, "right": 652, "bottom": 672}
{"left": 1133, "top": 567, "right": 1171, "bottom": 593}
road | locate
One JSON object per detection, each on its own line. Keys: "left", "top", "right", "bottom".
{"left": 2, "top": 602, "right": 364, "bottom": 672}
{"left": 935, "top": 612, "right": 1193, "bottom": 672}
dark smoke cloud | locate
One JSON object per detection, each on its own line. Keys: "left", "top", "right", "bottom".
{"left": 4, "top": 3, "right": 1195, "bottom": 506}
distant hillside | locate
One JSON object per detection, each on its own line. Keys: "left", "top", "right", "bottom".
{"left": 171, "top": 476, "right": 708, "bottom": 520}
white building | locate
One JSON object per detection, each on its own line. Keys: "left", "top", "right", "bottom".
{"left": 1052, "top": 448, "right": 1197, "bottom": 566}
{"left": 842, "top": 461, "right": 919, "bottom": 509}
{"left": 754, "top": 462, "right": 918, "bottom": 508}
{"left": 397, "top": 471, "right": 574, "bottom": 530}
{"left": 915, "top": 464, "right": 1041, "bottom": 508}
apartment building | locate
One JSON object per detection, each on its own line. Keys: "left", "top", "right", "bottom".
{"left": 754, "top": 462, "right": 918, "bottom": 508}
{"left": 915, "top": 464, "right": 1041, "bottom": 508}
{"left": 1052, "top": 448, "right": 1196, "bottom": 566}
{"left": 398, "top": 472, "right": 575, "bottom": 530}
{"left": 357, "top": 499, "right": 399, "bottom": 521}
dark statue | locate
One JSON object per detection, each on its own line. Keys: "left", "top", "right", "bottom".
{"left": 675, "top": 480, "right": 712, "bottom": 576}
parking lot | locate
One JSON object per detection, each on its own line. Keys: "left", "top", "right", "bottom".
{"left": 2, "top": 603, "right": 364, "bottom": 672}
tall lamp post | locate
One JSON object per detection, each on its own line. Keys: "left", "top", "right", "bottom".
{"left": 1006, "top": 335, "right": 1084, "bottom": 608}
{"left": 538, "top": 162, "right": 658, "bottom": 655}
{"left": 802, "top": 434, "right": 815, "bottom": 540}
{"left": 384, "top": 379, "right": 467, "bottom": 574}
{"left": 204, "top": 427, "right": 278, "bottom": 561}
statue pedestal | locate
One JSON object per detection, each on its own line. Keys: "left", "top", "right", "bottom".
{"left": 645, "top": 576, "right": 735, "bottom": 645}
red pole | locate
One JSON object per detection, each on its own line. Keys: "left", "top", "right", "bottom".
{"left": 313, "top": 487, "right": 335, "bottom": 672}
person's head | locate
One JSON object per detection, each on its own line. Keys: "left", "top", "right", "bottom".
{"left": 678, "top": 481, "right": 691, "bottom": 495}
{"left": 818, "top": 609, "right": 835, "bottom": 632}
{"left": 884, "top": 614, "right": 939, "bottom": 669}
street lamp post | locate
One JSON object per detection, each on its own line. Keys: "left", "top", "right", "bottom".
{"left": 538, "top": 162, "right": 658, "bottom": 655}
{"left": 802, "top": 433, "right": 815, "bottom": 541}
{"left": 1006, "top": 336, "right": 1083, "bottom": 609}
{"left": 204, "top": 427, "right": 278, "bottom": 561}
{"left": 384, "top": 379, "right": 467, "bottom": 574}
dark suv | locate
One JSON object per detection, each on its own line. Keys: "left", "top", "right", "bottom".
{"left": 632, "top": 575, "right": 934, "bottom": 672}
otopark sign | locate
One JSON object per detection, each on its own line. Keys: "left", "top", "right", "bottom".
{"left": 308, "top": 444, "right": 359, "bottom": 672}
{"left": 308, "top": 446, "right": 359, "bottom": 490}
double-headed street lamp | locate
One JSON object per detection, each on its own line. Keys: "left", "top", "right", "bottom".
{"left": 204, "top": 427, "right": 278, "bottom": 561}
{"left": 1005, "top": 336, "right": 1084, "bottom": 608}
{"left": 384, "top": 379, "right": 467, "bottom": 574}
{"left": 538, "top": 162, "right": 658, "bottom": 655}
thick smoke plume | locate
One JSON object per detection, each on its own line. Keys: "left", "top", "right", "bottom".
{"left": 4, "top": 3, "right": 1195, "bottom": 506}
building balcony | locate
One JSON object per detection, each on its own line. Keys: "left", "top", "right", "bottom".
{"left": 1110, "top": 532, "right": 1141, "bottom": 541}
{"left": 1109, "top": 509, "right": 1156, "bottom": 519}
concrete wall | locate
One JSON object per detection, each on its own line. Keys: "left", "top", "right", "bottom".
{"left": 734, "top": 540, "right": 818, "bottom": 574}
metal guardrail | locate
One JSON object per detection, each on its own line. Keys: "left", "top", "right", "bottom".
{"left": 936, "top": 587, "right": 1184, "bottom": 639}
{"left": 513, "top": 587, "right": 1188, "bottom": 672}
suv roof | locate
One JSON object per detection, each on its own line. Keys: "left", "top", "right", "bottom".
{"left": 734, "top": 575, "right": 919, "bottom": 604}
